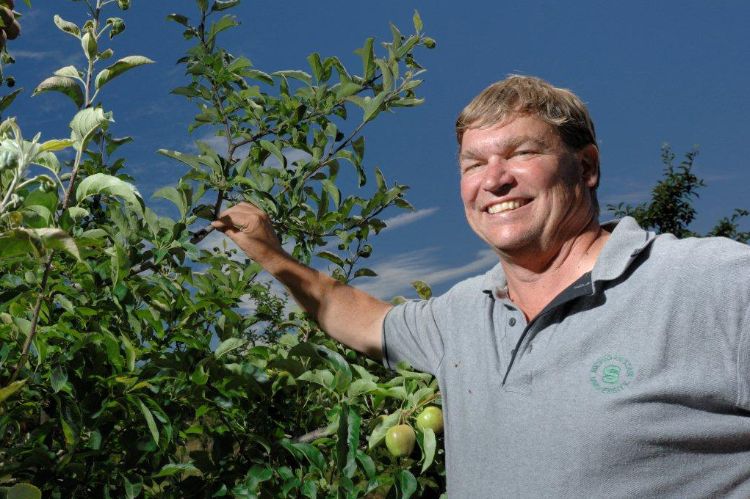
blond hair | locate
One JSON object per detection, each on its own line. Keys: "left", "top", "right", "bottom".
{"left": 456, "top": 75, "right": 600, "bottom": 204}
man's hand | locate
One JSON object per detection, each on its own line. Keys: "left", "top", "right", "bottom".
{"left": 211, "top": 202, "right": 284, "bottom": 264}
{"left": 0, "top": 0, "right": 20, "bottom": 50}
{"left": 211, "top": 201, "right": 390, "bottom": 359}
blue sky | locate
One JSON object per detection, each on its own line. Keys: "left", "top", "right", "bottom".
{"left": 8, "top": 1, "right": 750, "bottom": 299}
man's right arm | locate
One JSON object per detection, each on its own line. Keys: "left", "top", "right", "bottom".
{"left": 211, "top": 202, "right": 391, "bottom": 359}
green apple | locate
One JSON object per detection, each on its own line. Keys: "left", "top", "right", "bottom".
{"left": 385, "top": 424, "right": 416, "bottom": 457}
{"left": 415, "top": 406, "right": 443, "bottom": 434}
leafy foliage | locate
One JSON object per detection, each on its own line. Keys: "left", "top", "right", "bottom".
{"left": 608, "top": 144, "right": 749, "bottom": 242}
{"left": 0, "top": 1, "right": 445, "bottom": 497}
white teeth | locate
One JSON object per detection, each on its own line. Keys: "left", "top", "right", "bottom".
{"left": 487, "top": 200, "right": 527, "bottom": 214}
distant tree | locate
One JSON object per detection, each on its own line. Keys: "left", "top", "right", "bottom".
{"left": 608, "top": 145, "right": 749, "bottom": 243}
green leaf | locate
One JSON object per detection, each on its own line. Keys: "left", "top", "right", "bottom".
{"left": 95, "top": 55, "right": 155, "bottom": 90}
{"left": 357, "top": 38, "right": 375, "bottom": 80}
{"left": 281, "top": 440, "right": 326, "bottom": 475}
{"left": 38, "top": 228, "right": 81, "bottom": 261}
{"left": 259, "top": 139, "right": 285, "bottom": 167}
{"left": 53, "top": 15, "right": 80, "bottom": 38}
{"left": 69, "top": 107, "right": 113, "bottom": 149}
{"left": 362, "top": 93, "right": 386, "bottom": 123}
{"left": 346, "top": 378, "right": 377, "bottom": 398}
{"left": 157, "top": 149, "right": 203, "bottom": 171}
{"left": 0, "top": 379, "right": 27, "bottom": 405}
{"left": 121, "top": 334, "right": 137, "bottom": 372}
{"left": 368, "top": 410, "right": 401, "bottom": 449}
{"left": 208, "top": 15, "right": 239, "bottom": 42}
{"left": 314, "top": 345, "right": 352, "bottom": 393}
{"left": 211, "top": 0, "right": 240, "bottom": 12}
{"left": 0, "top": 89, "right": 22, "bottom": 114}
{"left": 65, "top": 206, "right": 89, "bottom": 221}
{"left": 307, "top": 52, "right": 323, "bottom": 81}
{"left": 122, "top": 476, "right": 141, "bottom": 499}
{"left": 420, "top": 428, "right": 436, "bottom": 473}
{"left": 214, "top": 337, "right": 247, "bottom": 359}
{"left": 297, "top": 369, "right": 334, "bottom": 390}
{"left": 32, "top": 76, "right": 84, "bottom": 108}
{"left": 397, "top": 470, "right": 418, "bottom": 499}
{"left": 166, "top": 13, "right": 189, "bottom": 26}
{"left": 106, "top": 17, "right": 126, "bottom": 38}
{"left": 412, "top": 10, "right": 423, "bottom": 32}
{"left": 375, "top": 59, "right": 393, "bottom": 92}
{"left": 300, "top": 480, "right": 317, "bottom": 499}
{"left": 76, "top": 173, "right": 144, "bottom": 216}
{"left": 336, "top": 403, "right": 361, "bottom": 478}
{"left": 0, "top": 229, "right": 41, "bottom": 259}
{"left": 411, "top": 280, "right": 432, "bottom": 300}
{"left": 6, "top": 483, "right": 42, "bottom": 499}
{"left": 39, "top": 138, "right": 73, "bottom": 153}
{"left": 316, "top": 251, "right": 344, "bottom": 267}
{"left": 81, "top": 31, "right": 98, "bottom": 60}
{"left": 353, "top": 268, "right": 376, "bottom": 278}
{"left": 320, "top": 179, "right": 340, "bottom": 209}
{"left": 152, "top": 186, "right": 188, "bottom": 219}
{"left": 50, "top": 366, "right": 68, "bottom": 393}
{"left": 137, "top": 398, "right": 160, "bottom": 446}
{"left": 272, "top": 70, "right": 312, "bottom": 85}
{"left": 153, "top": 463, "right": 199, "bottom": 478}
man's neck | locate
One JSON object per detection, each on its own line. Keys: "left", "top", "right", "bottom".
{"left": 500, "top": 220, "right": 610, "bottom": 321}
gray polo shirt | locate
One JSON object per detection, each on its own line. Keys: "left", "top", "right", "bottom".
{"left": 382, "top": 217, "right": 750, "bottom": 498}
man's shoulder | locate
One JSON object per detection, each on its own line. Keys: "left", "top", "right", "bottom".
{"left": 650, "top": 231, "right": 750, "bottom": 265}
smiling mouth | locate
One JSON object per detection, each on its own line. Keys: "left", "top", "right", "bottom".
{"left": 486, "top": 199, "right": 530, "bottom": 214}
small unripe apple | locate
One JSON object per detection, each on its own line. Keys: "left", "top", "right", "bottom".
{"left": 385, "top": 424, "right": 415, "bottom": 457}
{"left": 415, "top": 406, "right": 443, "bottom": 434}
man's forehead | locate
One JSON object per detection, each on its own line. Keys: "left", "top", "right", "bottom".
{"left": 459, "top": 134, "right": 550, "bottom": 159}
{"left": 459, "top": 114, "right": 558, "bottom": 155}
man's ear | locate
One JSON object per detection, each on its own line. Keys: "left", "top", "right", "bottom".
{"left": 578, "top": 144, "right": 600, "bottom": 189}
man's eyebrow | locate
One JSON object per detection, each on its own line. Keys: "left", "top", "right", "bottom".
{"left": 459, "top": 135, "right": 548, "bottom": 160}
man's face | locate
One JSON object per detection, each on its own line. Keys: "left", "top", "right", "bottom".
{"left": 459, "top": 114, "right": 598, "bottom": 261}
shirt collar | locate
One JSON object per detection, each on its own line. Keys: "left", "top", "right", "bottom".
{"left": 480, "top": 217, "right": 656, "bottom": 296}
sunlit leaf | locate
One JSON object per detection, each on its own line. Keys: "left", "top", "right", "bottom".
{"left": 95, "top": 55, "right": 155, "bottom": 90}
{"left": 420, "top": 427, "right": 436, "bottom": 473}
{"left": 76, "top": 173, "right": 144, "bottom": 216}
{"left": 214, "top": 337, "right": 247, "bottom": 359}
{"left": 69, "top": 107, "right": 113, "bottom": 149}
{"left": 137, "top": 398, "right": 159, "bottom": 446}
{"left": 0, "top": 379, "right": 27, "bottom": 405}
{"left": 32, "top": 76, "right": 84, "bottom": 108}
{"left": 53, "top": 14, "right": 80, "bottom": 38}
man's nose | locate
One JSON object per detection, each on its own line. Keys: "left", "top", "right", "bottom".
{"left": 482, "top": 156, "right": 514, "bottom": 192}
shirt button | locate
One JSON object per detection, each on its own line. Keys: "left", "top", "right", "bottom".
{"left": 509, "top": 317, "right": 517, "bottom": 326}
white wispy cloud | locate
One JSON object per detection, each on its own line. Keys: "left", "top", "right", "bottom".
{"left": 11, "top": 50, "right": 58, "bottom": 60}
{"left": 382, "top": 207, "right": 439, "bottom": 231}
{"left": 357, "top": 247, "right": 498, "bottom": 299}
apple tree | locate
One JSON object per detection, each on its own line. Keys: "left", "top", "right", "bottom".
{"left": 0, "top": 0, "right": 446, "bottom": 497}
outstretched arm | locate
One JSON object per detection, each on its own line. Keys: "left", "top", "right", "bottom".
{"left": 211, "top": 202, "right": 391, "bottom": 359}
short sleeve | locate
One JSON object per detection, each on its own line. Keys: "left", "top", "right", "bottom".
{"left": 738, "top": 304, "right": 750, "bottom": 410}
{"left": 382, "top": 298, "right": 447, "bottom": 375}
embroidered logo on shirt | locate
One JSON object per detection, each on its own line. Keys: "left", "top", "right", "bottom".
{"left": 590, "top": 354, "right": 635, "bottom": 394}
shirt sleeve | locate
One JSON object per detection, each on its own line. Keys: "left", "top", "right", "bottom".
{"left": 737, "top": 304, "right": 750, "bottom": 410}
{"left": 381, "top": 297, "right": 447, "bottom": 376}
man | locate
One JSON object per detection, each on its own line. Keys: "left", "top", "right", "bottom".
{"left": 213, "top": 76, "right": 750, "bottom": 497}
